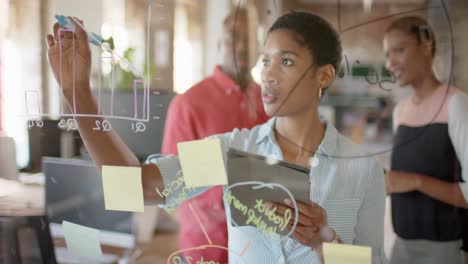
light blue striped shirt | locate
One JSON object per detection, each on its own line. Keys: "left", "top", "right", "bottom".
{"left": 149, "top": 117, "right": 386, "bottom": 263}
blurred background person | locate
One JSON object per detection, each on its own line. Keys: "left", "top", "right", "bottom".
{"left": 160, "top": 7, "right": 268, "bottom": 263}
{"left": 384, "top": 16, "right": 468, "bottom": 264}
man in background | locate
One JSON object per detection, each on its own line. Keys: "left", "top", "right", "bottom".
{"left": 161, "top": 8, "right": 268, "bottom": 263}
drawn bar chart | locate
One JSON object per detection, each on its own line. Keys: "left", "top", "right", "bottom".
{"left": 133, "top": 79, "right": 149, "bottom": 120}
{"left": 97, "top": 55, "right": 114, "bottom": 117}
{"left": 24, "top": 51, "right": 150, "bottom": 123}
{"left": 57, "top": 28, "right": 76, "bottom": 115}
{"left": 25, "top": 90, "right": 42, "bottom": 116}
{"left": 24, "top": 3, "right": 152, "bottom": 123}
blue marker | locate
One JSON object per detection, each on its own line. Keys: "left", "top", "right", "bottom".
{"left": 55, "top": 15, "right": 104, "bottom": 46}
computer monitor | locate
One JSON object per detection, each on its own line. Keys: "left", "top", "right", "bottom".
{"left": 93, "top": 90, "right": 174, "bottom": 160}
{"left": 43, "top": 157, "right": 134, "bottom": 249}
{"left": 27, "top": 120, "right": 81, "bottom": 172}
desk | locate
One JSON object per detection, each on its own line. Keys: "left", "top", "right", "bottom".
{"left": 0, "top": 177, "right": 179, "bottom": 264}
{"left": 0, "top": 177, "right": 44, "bottom": 216}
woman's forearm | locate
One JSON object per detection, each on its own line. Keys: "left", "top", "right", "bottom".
{"left": 417, "top": 174, "right": 468, "bottom": 208}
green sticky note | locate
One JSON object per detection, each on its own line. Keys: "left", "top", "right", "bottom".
{"left": 177, "top": 138, "right": 227, "bottom": 188}
{"left": 62, "top": 221, "right": 103, "bottom": 260}
{"left": 102, "top": 165, "right": 144, "bottom": 212}
{"left": 323, "top": 243, "right": 371, "bottom": 264}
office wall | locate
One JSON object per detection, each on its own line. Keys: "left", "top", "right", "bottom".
{"left": 203, "top": 0, "right": 230, "bottom": 76}
{"left": 1, "top": 0, "right": 43, "bottom": 167}
{"left": 451, "top": 1, "right": 468, "bottom": 93}
{"left": 282, "top": 1, "right": 426, "bottom": 63}
{"left": 53, "top": 0, "right": 103, "bottom": 33}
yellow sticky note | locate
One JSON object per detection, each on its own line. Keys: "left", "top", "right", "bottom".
{"left": 177, "top": 138, "right": 227, "bottom": 188}
{"left": 323, "top": 243, "right": 371, "bottom": 264}
{"left": 62, "top": 221, "right": 103, "bottom": 260}
{"left": 102, "top": 165, "right": 144, "bottom": 212}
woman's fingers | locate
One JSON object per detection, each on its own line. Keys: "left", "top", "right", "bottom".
{"left": 288, "top": 221, "right": 319, "bottom": 232}
{"left": 53, "top": 21, "right": 75, "bottom": 42}
{"left": 58, "top": 29, "right": 74, "bottom": 40}
{"left": 51, "top": 17, "right": 90, "bottom": 59}
{"left": 291, "top": 225, "right": 316, "bottom": 237}
{"left": 50, "top": 23, "right": 77, "bottom": 52}
{"left": 285, "top": 199, "right": 320, "bottom": 219}
{"left": 46, "top": 34, "right": 55, "bottom": 47}
{"left": 66, "top": 17, "right": 92, "bottom": 55}
{"left": 268, "top": 201, "right": 315, "bottom": 227}
{"left": 70, "top": 17, "right": 87, "bottom": 40}
{"left": 289, "top": 225, "right": 320, "bottom": 247}
{"left": 270, "top": 199, "right": 324, "bottom": 220}
{"left": 47, "top": 17, "right": 92, "bottom": 93}
{"left": 53, "top": 23, "right": 60, "bottom": 41}
{"left": 53, "top": 23, "right": 73, "bottom": 40}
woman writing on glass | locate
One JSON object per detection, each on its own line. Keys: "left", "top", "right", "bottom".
{"left": 46, "top": 12, "right": 385, "bottom": 263}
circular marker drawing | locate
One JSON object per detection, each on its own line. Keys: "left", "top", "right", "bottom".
{"left": 223, "top": 181, "right": 300, "bottom": 241}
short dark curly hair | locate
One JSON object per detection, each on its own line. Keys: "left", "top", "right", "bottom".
{"left": 268, "top": 11, "right": 342, "bottom": 75}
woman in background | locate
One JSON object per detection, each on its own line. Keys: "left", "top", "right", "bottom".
{"left": 384, "top": 16, "right": 468, "bottom": 264}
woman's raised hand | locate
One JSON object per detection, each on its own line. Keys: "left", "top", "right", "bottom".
{"left": 46, "top": 17, "right": 92, "bottom": 100}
